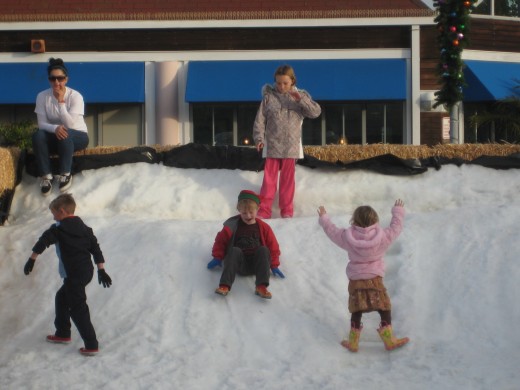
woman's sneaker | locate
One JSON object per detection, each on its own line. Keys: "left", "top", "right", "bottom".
{"left": 40, "top": 176, "right": 53, "bottom": 196}
{"left": 58, "top": 174, "right": 72, "bottom": 192}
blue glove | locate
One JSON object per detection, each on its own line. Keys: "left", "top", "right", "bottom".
{"left": 207, "top": 258, "right": 222, "bottom": 269}
{"left": 271, "top": 267, "right": 285, "bottom": 278}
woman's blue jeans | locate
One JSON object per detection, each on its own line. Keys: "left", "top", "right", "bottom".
{"left": 32, "top": 129, "right": 89, "bottom": 176}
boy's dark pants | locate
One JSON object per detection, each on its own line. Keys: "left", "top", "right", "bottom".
{"left": 220, "top": 246, "right": 271, "bottom": 288}
{"left": 54, "top": 268, "right": 98, "bottom": 350}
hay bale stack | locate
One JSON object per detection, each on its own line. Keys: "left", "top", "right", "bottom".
{"left": 0, "top": 147, "right": 21, "bottom": 224}
{"left": 73, "top": 143, "right": 520, "bottom": 163}
{"left": 303, "top": 144, "right": 520, "bottom": 163}
{"left": 303, "top": 144, "right": 433, "bottom": 162}
{"left": 0, "top": 147, "right": 20, "bottom": 195}
{"left": 74, "top": 146, "right": 132, "bottom": 155}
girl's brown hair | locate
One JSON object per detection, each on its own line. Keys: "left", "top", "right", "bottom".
{"left": 350, "top": 205, "right": 379, "bottom": 228}
{"left": 274, "top": 64, "right": 297, "bottom": 86}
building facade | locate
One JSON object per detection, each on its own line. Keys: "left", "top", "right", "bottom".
{"left": 0, "top": 1, "right": 519, "bottom": 147}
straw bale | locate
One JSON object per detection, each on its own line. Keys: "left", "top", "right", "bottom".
{"left": 73, "top": 146, "right": 131, "bottom": 156}
{"left": 72, "top": 144, "right": 182, "bottom": 156}
{"left": 0, "top": 147, "right": 20, "bottom": 194}
{"left": 303, "top": 143, "right": 520, "bottom": 163}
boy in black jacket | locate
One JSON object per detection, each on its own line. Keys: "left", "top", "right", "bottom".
{"left": 24, "top": 193, "right": 112, "bottom": 356}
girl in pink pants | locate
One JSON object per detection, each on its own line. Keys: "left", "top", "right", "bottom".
{"left": 253, "top": 64, "right": 321, "bottom": 219}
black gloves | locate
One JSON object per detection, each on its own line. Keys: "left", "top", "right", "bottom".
{"left": 98, "top": 269, "right": 112, "bottom": 288}
{"left": 24, "top": 258, "right": 35, "bottom": 275}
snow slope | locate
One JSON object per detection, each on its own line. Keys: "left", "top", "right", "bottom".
{"left": 0, "top": 162, "right": 519, "bottom": 390}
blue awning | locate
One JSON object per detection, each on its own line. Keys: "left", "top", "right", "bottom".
{"left": 185, "top": 59, "right": 407, "bottom": 102}
{"left": 0, "top": 62, "right": 145, "bottom": 104}
{"left": 464, "top": 60, "right": 520, "bottom": 102}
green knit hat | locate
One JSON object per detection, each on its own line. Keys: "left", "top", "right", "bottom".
{"left": 238, "top": 190, "right": 261, "bottom": 205}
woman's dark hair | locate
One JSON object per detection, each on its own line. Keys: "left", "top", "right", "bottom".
{"left": 47, "top": 57, "right": 68, "bottom": 77}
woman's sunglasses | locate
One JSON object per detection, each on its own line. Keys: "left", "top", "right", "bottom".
{"left": 48, "top": 76, "right": 67, "bottom": 82}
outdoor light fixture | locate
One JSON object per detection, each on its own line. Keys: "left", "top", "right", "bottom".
{"left": 31, "top": 39, "right": 46, "bottom": 53}
{"left": 242, "top": 137, "right": 251, "bottom": 145}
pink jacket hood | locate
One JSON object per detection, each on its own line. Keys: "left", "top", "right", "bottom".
{"left": 319, "top": 206, "right": 405, "bottom": 280}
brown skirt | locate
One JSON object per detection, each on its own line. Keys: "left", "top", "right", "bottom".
{"left": 348, "top": 276, "right": 392, "bottom": 313}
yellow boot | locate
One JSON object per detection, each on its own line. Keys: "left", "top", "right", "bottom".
{"left": 377, "top": 323, "right": 409, "bottom": 351}
{"left": 341, "top": 324, "right": 362, "bottom": 352}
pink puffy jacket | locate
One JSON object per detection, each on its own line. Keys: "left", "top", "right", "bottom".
{"left": 318, "top": 206, "right": 405, "bottom": 280}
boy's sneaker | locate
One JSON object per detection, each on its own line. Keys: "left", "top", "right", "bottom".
{"left": 58, "top": 174, "right": 72, "bottom": 192}
{"left": 46, "top": 335, "right": 71, "bottom": 344}
{"left": 40, "top": 176, "right": 53, "bottom": 196}
{"left": 255, "top": 285, "right": 272, "bottom": 299}
{"left": 215, "top": 285, "right": 230, "bottom": 296}
{"left": 79, "top": 347, "right": 99, "bottom": 356}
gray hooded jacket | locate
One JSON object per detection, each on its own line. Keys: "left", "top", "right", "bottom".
{"left": 253, "top": 84, "right": 321, "bottom": 159}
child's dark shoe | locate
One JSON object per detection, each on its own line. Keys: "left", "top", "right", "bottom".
{"left": 46, "top": 335, "right": 71, "bottom": 344}
{"left": 215, "top": 285, "right": 230, "bottom": 296}
{"left": 255, "top": 285, "right": 272, "bottom": 299}
{"left": 79, "top": 347, "right": 99, "bottom": 356}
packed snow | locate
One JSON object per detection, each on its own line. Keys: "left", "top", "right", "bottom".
{"left": 0, "top": 160, "right": 519, "bottom": 390}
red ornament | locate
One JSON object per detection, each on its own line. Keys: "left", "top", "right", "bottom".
{"left": 464, "top": 1, "right": 471, "bottom": 6}
{"left": 453, "top": 40, "right": 460, "bottom": 46}
{"left": 450, "top": 26, "right": 457, "bottom": 32}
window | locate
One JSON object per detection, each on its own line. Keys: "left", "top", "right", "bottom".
{"left": 385, "top": 102, "right": 405, "bottom": 144}
{"left": 193, "top": 104, "right": 258, "bottom": 146}
{"left": 302, "top": 113, "right": 323, "bottom": 145}
{"left": 192, "top": 105, "right": 213, "bottom": 145}
{"left": 86, "top": 104, "right": 143, "bottom": 147}
{"left": 0, "top": 103, "right": 144, "bottom": 147}
{"left": 464, "top": 102, "right": 520, "bottom": 143}
{"left": 192, "top": 101, "right": 405, "bottom": 146}
{"left": 313, "top": 102, "right": 406, "bottom": 145}
{"left": 473, "top": 0, "right": 520, "bottom": 17}
{"left": 0, "top": 105, "right": 35, "bottom": 124}
{"left": 237, "top": 105, "right": 258, "bottom": 146}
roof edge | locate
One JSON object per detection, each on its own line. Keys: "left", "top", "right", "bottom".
{"left": 0, "top": 9, "right": 435, "bottom": 23}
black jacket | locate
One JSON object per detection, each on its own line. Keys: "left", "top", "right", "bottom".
{"left": 32, "top": 216, "right": 105, "bottom": 278}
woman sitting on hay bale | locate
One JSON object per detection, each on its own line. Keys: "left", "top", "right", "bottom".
{"left": 32, "top": 58, "right": 89, "bottom": 196}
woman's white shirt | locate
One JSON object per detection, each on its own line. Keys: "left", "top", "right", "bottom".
{"left": 35, "top": 87, "right": 88, "bottom": 133}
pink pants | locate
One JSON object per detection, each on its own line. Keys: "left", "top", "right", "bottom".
{"left": 258, "top": 158, "right": 296, "bottom": 219}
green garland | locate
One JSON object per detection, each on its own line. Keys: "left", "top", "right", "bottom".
{"left": 433, "top": 0, "right": 477, "bottom": 109}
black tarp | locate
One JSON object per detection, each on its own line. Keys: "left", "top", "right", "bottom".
{"left": 4, "top": 143, "right": 520, "bottom": 226}
{"left": 161, "top": 143, "right": 265, "bottom": 171}
{"left": 470, "top": 153, "right": 520, "bottom": 169}
{"left": 25, "top": 146, "right": 159, "bottom": 177}
{"left": 299, "top": 153, "right": 428, "bottom": 175}
{"left": 23, "top": 143, "right": 520, "bottom": 178}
